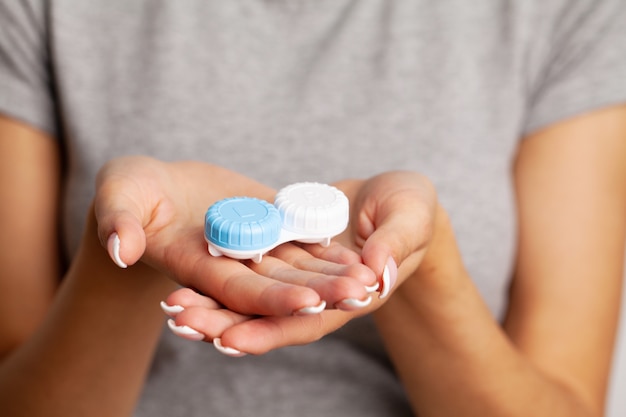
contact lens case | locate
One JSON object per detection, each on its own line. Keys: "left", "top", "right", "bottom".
{"left": 205, "top": 182, "right": 349, "bottom": 263}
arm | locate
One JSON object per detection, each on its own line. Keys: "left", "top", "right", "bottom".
{"left": 0, "top": 116, "right": 376, "bottom": 415}
{"left": 0, "top": 115, "right": 60, "bottom": 358}
{"left": 372, "top": 105, "right": 626, "bottom": 416}
{"left": 0, "top": 115, "right": 176, "bottom": 417}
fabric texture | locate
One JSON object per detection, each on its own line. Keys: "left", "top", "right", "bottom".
{"left": 1, "top": 1, "right": 625, "bottom": 416}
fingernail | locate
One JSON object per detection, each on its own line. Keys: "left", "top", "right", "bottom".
{"left": 335, "top": 295, "right": 372, "bottom": 311}
{"left": 160, "top": 301, "right": 184, "bottom": 317}
{"left": 379, "top": 257, "right": 398, "bottom": 299}
{"left": 213, "top": 338, "right": 246, "bottom": 357}
{"left": 107, "top": 233, "right": 127, "bottom": 268}
{"left": 364, "top": 282, "right": 380, "bottom": 293}
{"left": 294, "top": 300, "right": 326, "bottom": 316}
{"left": 167, "top": 319, "right": 204, "bottom": 341}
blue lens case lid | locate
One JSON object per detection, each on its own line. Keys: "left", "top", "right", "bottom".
{"left": 204, "top": 197, "right": 282, "bottom": 251}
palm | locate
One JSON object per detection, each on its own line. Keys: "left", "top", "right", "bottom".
{"left": 95, "top": 157, "right": 376, "bottom": 317}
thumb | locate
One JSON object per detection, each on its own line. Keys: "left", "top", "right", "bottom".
{"left": 360, "top": 215, "right": 430, "bottom": 299}
{"left": 93, "top": 160, "right": 156, "bottom": 268}
{"left": 358, "top": 189, "right": 436, "bottom": 298}
{"left": 97, "top": 207, "right": 147, "bottom": 268}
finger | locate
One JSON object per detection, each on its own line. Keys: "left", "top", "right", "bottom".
{"left": 165, "top": 303, "right": 374, "bottom": 355}
{"left": 270, "top": 243, "right": 377, "bottom": 288}
{"left": 299, "top": 241, "right": 381, "bottom": 293}
{"left": 167, "top": 232, "right": 377, "bottom": 315}
{"left": 160, "top": 287, "right": 222, "bottom": 317}
{"left": 357, "top": 175, "right": 437, "bottom": 297}
{"left": 99, "top": 211, "right": 147, "bottom": 268}
{"left": 297, "top": 240, "right": 362, "bottom": 265}
{"left": 161, "top": 287, "right": 254, "bottom": 344}
{"left": 173, "top": 241, "right": 327, "bottom": 316}
{"left": 168, "top": 306, "right": 253, "bottom": 342}
{"left": 247, "top": 253, "right": 374, "bottom": 310}
{"left": 359, "top": 215, "right": 418, "bottom": 298}
{"left": 216, "top": 309, "right": 362, "bottom": 356}
{"left": 94, "top": 162, "right": 156, "bottom": 267}
{"left": 359, "top": 189, "right": 434, "bottom": 268}
{"left": 163, "top": 292, "right": 379, "bottom": 356}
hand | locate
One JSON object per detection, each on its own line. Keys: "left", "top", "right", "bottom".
{"left": 160, "top": 170, "right": 441, "bottom": 355}
{"left": 93, "top": 156, "right": 376, "bottom": 317}
{"left": 322, "top": 171, "right": 439, "bottom": 296}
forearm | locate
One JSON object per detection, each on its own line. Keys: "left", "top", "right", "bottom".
{"left": 373, "top": 214, "right": 597, "bottom": 417}
{"left": 374, "top": 279, "right": 594, "bottom": 416}
{"left": 0, "top": 211, "right": 176, "bottom": 417}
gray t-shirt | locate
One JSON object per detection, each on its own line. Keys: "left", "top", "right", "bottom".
{"left": 1, "top": 1, "right": 625, "bottom": 416}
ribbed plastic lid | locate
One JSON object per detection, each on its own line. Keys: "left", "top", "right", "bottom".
{"left": 204, "top": 197, "right": 282, "bottom": 250}
{"left": 274, "top": 182, "right": 349, "bottom": 236}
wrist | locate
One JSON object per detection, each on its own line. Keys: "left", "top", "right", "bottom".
{"left": 412, "top": 203, "right": 467, "bottom": 290}
{"left": 378, "top": 204, "right": 473, "bottom": 317}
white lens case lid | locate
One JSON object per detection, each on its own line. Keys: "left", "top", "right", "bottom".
{"left": 274, "top": 182, "right": 349, "bottom": 238}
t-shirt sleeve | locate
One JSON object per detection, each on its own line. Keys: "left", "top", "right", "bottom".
{"left": 523, "top": 0, "right": 626, "bottom": 135}
{"left": 0, "top": 0, "right": 58, "bottom": 136}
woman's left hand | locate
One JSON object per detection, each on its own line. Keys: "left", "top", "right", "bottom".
{"left": 94, "top": 156, "right": 376, "bottom": 319}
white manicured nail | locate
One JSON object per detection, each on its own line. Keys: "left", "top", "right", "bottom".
{"left": 294, "top": 300, "right": 326, "bottom": 316}
{"left": 380, "top": 264, "right": 391, "bottom": 299}
{"left": 160, "top": 301, "right": 184, "bottom": 317}
{"left": 213, "top": 338, "right": 246, "bottom": 357}
{"left": 379, "top": 257, "right": 398, "bottom": 299}
{"left": 364, "top": 282, "right": 380, "bottom": 293}
{"left": 167, "top": 319, "right": 204, "bottom": 341}
{"left": 107, "top": 233, "right": 127, "bottom": 268}
{"left": 336, "top": 295, "right": 372, "bottom": 311}
{"left": 380, "top": 257, "right": 399, "bottom": 299}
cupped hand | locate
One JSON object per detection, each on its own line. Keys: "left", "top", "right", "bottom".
{"left": 160, "top": 170, "right": 441, "bottom": 355}
{"left": 93, "top": 156, "right": 376, "bottom": 317}
{"left": 332, "top": 171, "right": 439, "bottom": 297}
{"left": 161, "top": 245, "right": 381, "bottom": 356}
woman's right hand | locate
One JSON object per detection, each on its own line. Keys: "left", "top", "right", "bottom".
{"left": 94, "top": 156, "right": 377, "bottom": 318}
